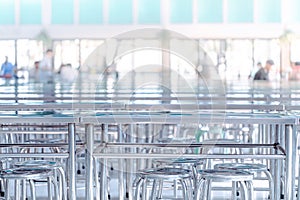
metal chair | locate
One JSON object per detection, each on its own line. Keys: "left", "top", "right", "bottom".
{"left": 214, "top": 163, "right": 274, "bottom": 199}
{"left": 0, "top": 167, "right": 56, "bottom": 200}
{"left": 196, "top": 169, "right": 254, "bottom": 200}
{"left": 13, "top": 160, "right": 67, "bottom": 200}
{"left": 134, "top": 167, "right": 193, "bottom": 200}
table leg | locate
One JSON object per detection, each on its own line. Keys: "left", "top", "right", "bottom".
{"left": 285, "top": 124, "right": 296, "bottom": 200}
{"left": 86, "top": 124, "right": 94, "bottom": 200}
{"left": 68, "top": 123, "right": 76, "bottom": 200}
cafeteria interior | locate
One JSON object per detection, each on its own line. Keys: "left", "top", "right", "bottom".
{"left": 2, "top": 0, "right": 300, "bottom": 199}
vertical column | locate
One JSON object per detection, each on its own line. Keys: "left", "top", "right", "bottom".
{"left": 15, "top": 0, "right": 20, "bottom": 26}
{"left": 86, "top": 123, "right": 94, "bottom": 200}
{"left": 285, "top": 124, "right": 296, "bottom": 200}
{"left": 73, "top": 0, "right": 79, "bottom": 25}
{"left": 161, "top": 32, "right": 171, "bottom": 104}
{"left": 100, "top": 124, "right": 109, "bottom": 200}
{"left": 118, "top": 124, "right": 125, "bottom": 200}
{"left": 68, "top": 123, "right": 76, "bottom": 200}
{"left": 127, "top": 124, "right": 134, "bottom": 200}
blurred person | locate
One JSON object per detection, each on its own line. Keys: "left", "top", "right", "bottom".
{"left": 0, "top": 56, "right": 16, "bottom": 78}
{"left": 58, "top": 63, "right": 78, "bottom": 82}
{"left": 253, "top": 59, "right": 274, "bottom": 81}
{"left": 248, "top": 62, "right": 262, "bottom": 79}
{"left": 39, "top": 49, "right": 54, "bottom": 83}
{"left": 39, "top": 49, "right": 55, "bottom": 103}
{"left": 29, "top": 61, "right": 40, "bottom": 82}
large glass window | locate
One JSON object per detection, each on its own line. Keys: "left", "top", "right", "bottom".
{"left": 256, "top": 0, "right": 281, "bottom": 23}
{"left": 0, "top": 41, "right": 16, "bottom": 65}
{"left": 170, "top": 0, "right": 193, "bottom": 23}
{"left": 198, "top": 0, "right": 223, "bottom": 23}
{"left": 53, "top": 40, "right": 80, "bottom": 71}
{"left": 225, "top": 40, "right": 253, "bottom": 80}
{"left": 138, "top": 0, "right": 160, "bottom": 24}
{"left": 253, "top": 39, "right": 280, "bottom": 80}
{"left": 288, "top": 0, "right": 300, "bottom": 23}
{"left": 20, "top": 0, "right": 42, "bottom": 24}
{"left": 80, "top": 39, "right": 104, "bottom": 72}
{"left": 51, "top": 0, "right": 74, "bottom": 24}
{"left": 108, "top": 0, "right": 133, "bottom": 24}
{"left": 0, "top": 0, "right": 15, "bottom": 25}
{"left": 79, "top": 0, "right": 103, "bottom": 24}
{"left": 16, "top": 39, "right": 43, "bottom": 70}
{"left": 227, "top": 0, "right": 253, "bottom": 23}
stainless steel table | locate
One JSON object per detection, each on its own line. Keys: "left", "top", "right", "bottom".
{"left": 0, "top": 115, "right": 79, "bottom": 200}
{"left": 82, "top": 112, "right": 297, "bottom": 200}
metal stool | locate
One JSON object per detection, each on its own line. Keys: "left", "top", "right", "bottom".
{"left": 154, "top": 158, "right": 204, "bottom": 193}
{"left": 21, "top": 138, "right": 64, "bottom": 154}
{"left": 13, "top": 160, "right": 67, "bottom": 200}
{"left": 196, "top": 169, "right": 254, "bottom": 200}
{"left": 0, "top": 167, "right": 56, "bottom": 200}
{"left": 214, "top": 163, "right": 274, "bottom": 199}
{"left": 134, "top": 167, "right": 193, "bottom": 199}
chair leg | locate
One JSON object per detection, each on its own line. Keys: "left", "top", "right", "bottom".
{"left": 150, "top": 179, "right": 157, "bottom": 200}
{"left": 180, "top": 179, "right": 189, "bottom": 199}
{"left": 57, "top": 167, "right": 67, "bottom": 200}
{"left": 21, "top": 179, "right": 26, "bottom": 200}
{"left": 232, "top": 181, "right": 237, "bottom": 200}
{"left": 157, "top": 179, "right": 163, "bottom": 199}
{"left": 5, "top": 180, "right": 9, "bottom": 200}
{"left": 239, "top": 181, "right": 248, "bottom": 200}
{"left": 29, "top": 179, "right": 36, "bottom": 200}
{"left": 134, "top": 177, "right": 144, "bottom": 200}
{"left": 264, "top": 170, "right": 274, "bottom": 200}
{"left": 245, "top": 180, "right": 254, "bottom": 200}
{"left": 15, "top": 179, "right": 20, "bottom": 200}
{"left": 48, "top": 176, "right": 53, "bottom": 200}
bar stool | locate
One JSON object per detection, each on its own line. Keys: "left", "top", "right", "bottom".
{"left": 0, "top": 167, "right": 56, "bottom": 200}
{"left": 214, "top": 163, "right": 274, "bottom": 199}
{"left": 20, "top": 138, "right": 64, "bottom": 154}
{"left": 196, "top": 169, "right": 254, "bottom": 200}
{"left": 134, "top": 167, "right": 193, "bottom": 200}
{"left": 13, "top": 160, "right": 67, "bottom": 200}
{"left": 154, "top": 158, "right": 204, "bottom": 191}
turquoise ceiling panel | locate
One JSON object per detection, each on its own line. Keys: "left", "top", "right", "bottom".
{"left": 257, "top": 0, "right": 281, "bottom": 23}
{"left": 198, "top": 0, "right": 223, "bottom": 23}
{"left": 170, "top": 0, "right": 193, "bottom": 23}
{"left": 227, "top": 0, "right": 253, "bottom": 23}
{"left": 109, "top": 0, "right": 133, "bottom": 24}
{"left": 0, "top": 0, "right": 15, "bottom": 25}
{"left": 138, "top": 0, "right": 160, "bottom": 24}
{"left": 52, "top": 0, "right": 74, "bottom": 24}
{"left": 79, "top": 0, "right": 103, "bottom": 24}
{"left": 20, "top": 0, "right": 42, "bottom": 24}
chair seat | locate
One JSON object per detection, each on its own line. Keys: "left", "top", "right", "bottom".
{"left": 14, "top": 160, "right": 59, "bottom": 168}
{"left": 214, "top": 163, "right": 268, "bottom": 172}
{"left": 155, "top": 158, "right": 204, "bottom": 166}
{"left": 0, "top": 167, "right": 52, "bottom": 179}
{"left": 139, "top": 167, "right": 192, "bottom": 179}
{"left": 198, "top": 169, "right": 253, "bottom": 181}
